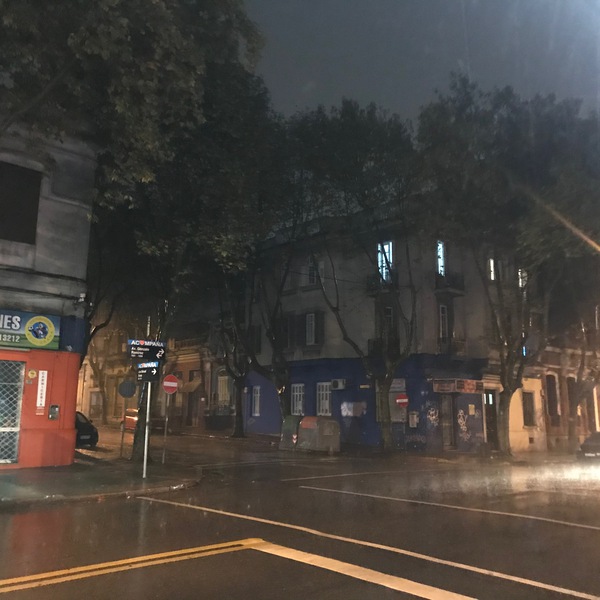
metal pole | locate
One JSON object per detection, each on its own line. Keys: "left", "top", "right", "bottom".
{"left": 119, "top": 400, "right": 126, "bottom": 459}
{"left": 143, "top": 381, "right": 151, "bottom": 479}
{"left": 162, "top": 394, "right": 170, "bottom": 464}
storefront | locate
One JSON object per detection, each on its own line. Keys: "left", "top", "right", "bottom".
{"left": 0, "top": 309, "right": 84, "bottom": 468}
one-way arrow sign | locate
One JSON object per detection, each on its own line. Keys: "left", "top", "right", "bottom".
{"left": 137, "top": 361, "right": 161, "bottom": 382}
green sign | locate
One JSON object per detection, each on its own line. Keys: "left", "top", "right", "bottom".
{"left": 0, "top": 309, "right": 61, "bottom": 350}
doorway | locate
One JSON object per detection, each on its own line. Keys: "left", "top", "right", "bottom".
{"left": 484, "top": 389, "right": 499, "bottom": 450}
{"left": 0, "top": 360, "right": 25, "bottom": 463}
{"left": 440, "top": 394, "right": 455, "bottom": 448}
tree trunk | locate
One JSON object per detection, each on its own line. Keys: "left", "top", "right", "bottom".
{"left": 376, "top": 379, "right": 393, "bottom": 449}
{"left": 231, "top": 377, "right": 246, "bottom": 438}
{"left": 496, "top": 388, "right": 513, "bottom": 455}
{"left": 278, "top": 383, "right": 291, "bottom": 421}
{"left": 567, "top": 399, "right": 579, "bottom": 453}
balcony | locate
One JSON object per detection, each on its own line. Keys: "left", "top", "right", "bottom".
{"left": 434, "top": 272, "right": 465, "bottom": 296}
{"left": 438, "top": 337, "right": 467, "bottom": 356}
{"left": 366, "top": 270, "right": 398, "bottom": 295}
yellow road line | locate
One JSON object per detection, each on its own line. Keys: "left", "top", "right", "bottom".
{"left": 140, "top": 497, "right": 600, "bottom": 600}
{"left": 0, "top": 539, "right": 262, "bottom": 594}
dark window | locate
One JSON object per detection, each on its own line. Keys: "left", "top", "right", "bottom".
{"left": 546, "top": 374, "right": 560, "bottom": 426}
{"left": 0, "top": 161, "right": 42, "bottom": 244}
{"left": 522, "top": 391, "right": 535, "bottom": 427}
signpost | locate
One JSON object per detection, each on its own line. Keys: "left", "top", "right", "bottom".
{"left": 395, "top": 393, "right": 409, "bottom": 407}
{"left": 127, "top": 339, "right": 166, "bottom": 479}
{"left": 128, "top": 339, "right": 167, "bottom": 361}
{"left": 137, "top": 361, "right": 160, "bottom": 382}
{"left": 161, "top": 374, "right": 180, "bottom": 464}
{"left": 162, "top": 374, "right": 179, "bottom": 395}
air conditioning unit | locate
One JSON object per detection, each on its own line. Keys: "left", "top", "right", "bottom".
{"left": 331, "top": 378, "right": 346, "bottom": 390}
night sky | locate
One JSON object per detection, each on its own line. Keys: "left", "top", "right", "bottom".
{"left": 245, "top": 0, "right": 600, "bottom": 122}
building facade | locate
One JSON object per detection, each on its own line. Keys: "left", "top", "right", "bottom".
{"left": 243, "top": 223, "right": 597, "bottom": 453}
{"left": 0, "top": 131, "right": 96, "bottom": 468}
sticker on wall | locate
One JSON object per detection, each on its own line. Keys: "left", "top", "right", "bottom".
{"left": 28, "top": 369, "right": 37, "bottom": 379}
{"left": 36, "top": 370, "right": 48, "bottom": 415}
{"left": 0, "top": 309, "right": 60, "bottom": 350}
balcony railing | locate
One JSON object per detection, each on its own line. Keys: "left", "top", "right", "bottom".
{"left": 438, "top": 337, "right": 467, "bottom": 356}
{"left": 366, "top": 270, "right": 398, "bottom": 295}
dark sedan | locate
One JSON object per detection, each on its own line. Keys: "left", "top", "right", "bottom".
{"left": 577, "top": 432, "right": 600, "bottom": 459}
{"left": 75, "top": 411, "right": 99, "bottom": 448}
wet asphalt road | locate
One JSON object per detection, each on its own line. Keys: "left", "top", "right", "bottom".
{"left": 1, "top": 428, "right": 599, "bottom": 599}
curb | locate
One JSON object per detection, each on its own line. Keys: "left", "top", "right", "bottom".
{"left": 0, "top": 478, "right": 200, "bottom": 511}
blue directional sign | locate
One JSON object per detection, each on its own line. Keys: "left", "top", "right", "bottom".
{"left": 137, "top": 361, "right": 160, "bottom": 382}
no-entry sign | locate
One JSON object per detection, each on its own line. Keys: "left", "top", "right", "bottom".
{"left": 395, "top": 393, "right": 409, "bottom": 406}
{"left": 162, "top": 374, "right": 179, "bottom": 395}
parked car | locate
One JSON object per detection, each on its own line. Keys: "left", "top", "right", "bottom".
{"left": 75, "top": 411, "right": 99, "bottom": 448}
{"left": 577, "top": 432, "right": 600, "bottom": 459}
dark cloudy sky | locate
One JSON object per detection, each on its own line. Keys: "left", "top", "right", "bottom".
{"left": 244, "top": 0, "right": 600, "bottom": 121}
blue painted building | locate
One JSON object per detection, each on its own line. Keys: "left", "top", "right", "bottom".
{"left": 244, "top": 354, "right": 486, "bottom": 453}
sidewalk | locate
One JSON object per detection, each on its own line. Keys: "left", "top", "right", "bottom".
{"left": 0, "top": 427, "right": 579, "bottom": 510}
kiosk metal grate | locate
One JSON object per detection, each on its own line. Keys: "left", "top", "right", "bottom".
{"left": 0, "top": 360, "right": 25, "bottom": 463}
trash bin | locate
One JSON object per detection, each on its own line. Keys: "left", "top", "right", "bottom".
{"left": 280, "top": 415, "right": 302, "bottom": 450}
{"left": 297, "top": 416, "right": 340, "bottom": 453}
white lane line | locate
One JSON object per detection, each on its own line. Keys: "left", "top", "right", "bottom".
{"left": 139, "top": 496, "right": 600, "bottom": 600}
{"left": 253, "top": 540, "right": 475, "bottom": 600}
{"left": 301, "top": 486, "right": 600, "bottom": 532}
{"left": 282, "top": 469, "right": 442, "bottom": 482}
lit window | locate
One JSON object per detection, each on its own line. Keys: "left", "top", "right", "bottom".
{"left": 488, "top": 257, "right": 503, "bottom": 281}
{"left": 291, "top": 383, "right": 305, "bottom": 415}
{"left": 487, "top": 258, "right": 496, "bottom": 281}
{"left": 378, "top": 241, "right": 393, "bottom": 282}
{"left": 518, "top": 268, "right": 528, "bottom": 289}
{"left": 252, "top": 386, "right": 261, "bottom": 417}
{"left": 437, "top": 240, "right": 446, "bottom": 276}
{"left": 316, "top": 382, "right": 331, "bottom": 416}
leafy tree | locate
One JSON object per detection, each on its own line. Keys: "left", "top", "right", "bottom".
{"left": 0, "top": 0, "right": 262, "bottom": 202}
{"left": 285, "top": 100, "right": 417, "bottom": 447}
{"left": 417, "top": 75, "right": 595, "bottom": 454}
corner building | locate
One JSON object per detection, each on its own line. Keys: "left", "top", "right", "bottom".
{"left": 0, "top": 130, "right": 95, "bottom": 468}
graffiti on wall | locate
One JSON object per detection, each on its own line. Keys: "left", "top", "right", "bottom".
{"left": 427, "top": 406, "right": 439, "bottom": 427}
{"left": 456, "top": 406, "right": 482, "bottom": 442}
